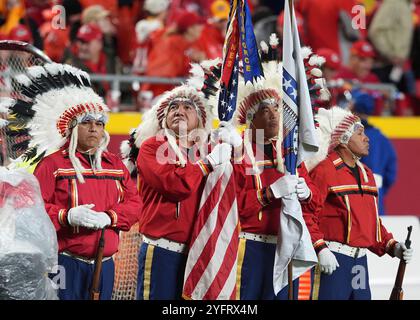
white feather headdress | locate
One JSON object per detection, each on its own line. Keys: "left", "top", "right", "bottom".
{"left": 121, "top": 59, "right": 221, "bottom": 171}
{"left": 5, "top": 63, "right": 109, "bottom": 182}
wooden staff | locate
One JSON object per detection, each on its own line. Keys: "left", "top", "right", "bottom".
{"left": 90, "top": 228, "right": 106, "bottom": 300}
{"left": 288, "top": 262, "right": 294, "bottom": 300}
{"left": 389, "top": 226, "right": 412, "bottom": 300}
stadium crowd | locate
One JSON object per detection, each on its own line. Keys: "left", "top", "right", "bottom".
{"left": 1, "top": 0, "right": 419, "bottom": 114}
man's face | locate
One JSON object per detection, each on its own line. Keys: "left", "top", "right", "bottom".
{"left": 185, "top": 24, "right": 204, "bottom": 42}
{"left": 347, "top": 125, "right": 369, "bottom": 157}
{"left": 251, "top": 102, "right": 280, "bottom": 140}
{"left": 165, "top": 100, "right": 199, "bottom": 135}
{"left": 77, "top": 39, "right": 103, "bottom": 61}
{"left": 77, "top": 119, "right": 105, "bottom": 153}
{"left": 350, "top": 55, "right": 374, "bottom": 79}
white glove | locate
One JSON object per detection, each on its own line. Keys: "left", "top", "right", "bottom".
{"left": 296, "top": 177, "right": 311, "bottom": 201}
{"left": 206, "top": 143, "right": 232, "bottom": 167}
{"left": 394, "top": 242, "right": 413, "bottom": 264}
{"left": 68, "top": 204, "right": 111, "bottom": 229}
{"left": 213, "top": 121, "right": 243, "bottom": 148}
{"left": 318, "top": 248, "right": 340, "bottom": 275}
{"left": 67, "top": 204, "right": 98, "bottom": 229}
{"left": 88, "top": 212, "right": 112, "bottom": 229}
{"left": 269, "top": 175, "right": 298, "bottom": 199}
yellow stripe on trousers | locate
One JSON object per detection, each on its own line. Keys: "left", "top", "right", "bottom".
{"left": 235, "top": 238, "right": 247, "bottom": 300}
{"left": 143, "top": 244, "right": 155, "bottom": 300}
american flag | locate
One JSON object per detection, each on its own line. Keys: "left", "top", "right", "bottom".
{"left": 272, "top": 0, "right": 318, "bottom": 295}
{"left": 182, "top": 162, "right": 239, "bottom": 300}
{"left": 182, "top": 0, "right": 261, "bottom": 300}
{"left": 218, "top": 56, "right": 239, "bottom": 122}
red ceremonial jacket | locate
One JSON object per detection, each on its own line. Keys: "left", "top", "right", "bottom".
{"left": 34, "top": 147, "right": 141, "bottom": 258}
{"left": 234, "top": 141, "right": 321, "bottom": 236}
{"left": 137, "top": 136, "right": 213, "bottom": 245}
{"left": 303, "top": 151, "right": 396, "bottom": 256}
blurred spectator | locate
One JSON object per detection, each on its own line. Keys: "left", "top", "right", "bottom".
{"left": 195, "top": 0, "right": 229, "bottom": 59}
{"left": 317, "top": 48, "right": 342, "bottom": 106}
{"left": 337, "top": 40, "right": 380, "bottom": 83}
{"left": 133, "top": 0, "right": 170, "bottom": 75}
{"left": 0, "top": 0, "right": 25, "bottom": 36}
{"left": 368, "top": 0, "right": 415, "bottom": 97}
{"left": 40, "top": 7, "right": 70, "bottom": 62}
{"left": 81, "top": 4, "right": 117, "bottom": 73}
{"left": 79, "top": 0, "right": 117, "bottom": 12}
{"left": 350, "top": 89, "right": 397, "bottom": 215}
{"left": 64, "top": 23, "right": 109, "bottom": 96}
{"left": 133, "top": 0, "right": 171, "bottom": 111}
{"left": 141, "top": 9, "right": 204, "bottom": 99}
{"left": 296, "top": 0, "right": 360, "bottom": 64}
{"left": 317, "top": 48, "right": 342, "bottom": 82}
{"left": 62, "top": 0, "right": 83, "bottom": 42}
{"left": 167, "top": 0, "right": 212, "bottom": 19}
{"left": 8, "top": 23, "right": 33, "bottom": 43}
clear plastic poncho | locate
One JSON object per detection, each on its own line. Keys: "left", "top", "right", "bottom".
{"left": 0, "top": 167, "right": 58, "bottom": 300}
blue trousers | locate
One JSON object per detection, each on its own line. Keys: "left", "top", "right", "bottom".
{"left": 136, "top": 242, "right": 187, "bottom": 300}
{"left": 50, "top": 254, "right": 114, "bottom": 300}
{"left": 311, "top": 251, "right": 371, "bottom": 300}
{"left": 237, "top": 238, "right": 299, "bottom": 300}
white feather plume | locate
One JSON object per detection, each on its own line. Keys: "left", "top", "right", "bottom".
{"left": 0, "top": 119, "right": 8, "bottom": 128}
{"left": 310, "top": 67, "right": 323, "bottom": 77}
{"left": 269, "top": 33, "right": 279, "bottom": 47}
{"left": 27, "top": 65, "right": 47, "bottom": 79}
{"left": 301, "top": 46, "right": 313, "bottom": 60}
{"left": 15, "top": 74, "right": 32, "bottom": 86}
{"left": 260, "top": 41, "right": 269, "bottom": 53}
{"left": 309, "top": 55, "right": 326, "bottom": 67}
{"left": 0, "top": 98, "right": 14, "bottom": 113}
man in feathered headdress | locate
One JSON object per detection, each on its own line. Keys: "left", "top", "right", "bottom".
{"left": 215, "top": 36, "right": 324, "bottom": 300}
{"left": 304, "top": 107, "right": 413, "bottom": 300}
{"left": 3, "top": 63, "right": 141, "bottom": 300}
{"left": 122, "top": 60, "right": 232, "bottom": 299}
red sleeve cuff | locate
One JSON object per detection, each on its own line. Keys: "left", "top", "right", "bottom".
{"left": 257, "top": 187, "right": 273, "bottom": 207}
{"left": 196, "top": 160, "right": 213, "bottom": 176}
{"left": 386, "top": 239, "right": 398, "bottom": 257}
{"left": 105, "top": 209, "right": 118, "bottom": 227}
{"left": 58, "top": 209, "right": 69, "bottom": 227}
{"left": 313, "top": 239, "right": 328, "bottom": 254}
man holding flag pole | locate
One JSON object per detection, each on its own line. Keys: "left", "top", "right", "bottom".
{"left": 271, "top": 0, "right": 323, "bottom": 298}
{"left": 186, "top": 0, "right": 325, "bottom": 300}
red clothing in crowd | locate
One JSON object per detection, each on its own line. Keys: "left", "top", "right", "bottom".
{"left": 297, "top": 0, "right": 357, "bottom": 55}
{"left": 137, "top": 136, "right": 213, "bottom": 244}
{"left": 142, "top": 30, "right": 192, "bottom": 97}
{"left": 234, "top": 141, "right": 321, "bottom": 236}
{"left": 195, "top": 23, "right": 224, "bottom": 60}
{"left": 336, "top": 66, "right": 380, "bottom": 84}
{"left": 303, "top": 151, "right": 396, "bottom": 256}
{"left": 34, "top": 147, "right": 140, "bottom": 258}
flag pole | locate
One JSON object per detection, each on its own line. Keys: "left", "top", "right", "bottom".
{"left": 287, "top": 0, "right": 295, "bottom": 301}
